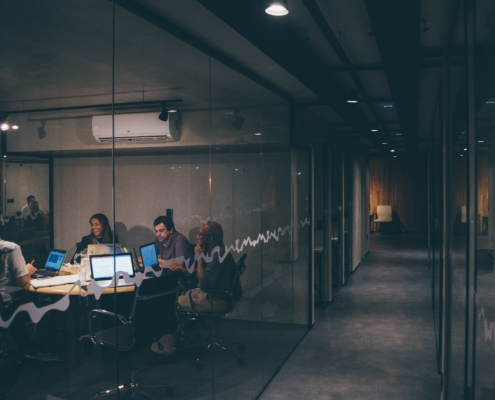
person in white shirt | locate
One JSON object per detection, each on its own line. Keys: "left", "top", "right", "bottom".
{"left": 21, "top": 195, "right": 36, "bottom": 216}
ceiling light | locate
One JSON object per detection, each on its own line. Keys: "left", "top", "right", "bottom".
{"left": 347, "top": 89, "right": 359, "bottom": 103}
{"left": 158, "top": 102, "right": 169, "bottom": 121}
{"left": 265, "top": 1, "right": 289, "bottom": 16}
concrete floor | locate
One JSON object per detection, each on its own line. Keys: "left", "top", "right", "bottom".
{"left": 259, "top": 233, "right": 440, "bottom": 400}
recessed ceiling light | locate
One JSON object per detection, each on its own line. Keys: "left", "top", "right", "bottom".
{"left": 265, "top": 1, "right": 289, "bottom": 16}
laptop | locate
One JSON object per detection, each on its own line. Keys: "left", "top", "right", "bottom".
{"left": 139, "top": 242, "right": 159, "bottom": 272}
{"left": 90, "top": 253, "right": 135, "bottom": 287}
{"left": 32, "top": 249, "right": 67, "bottom": 278}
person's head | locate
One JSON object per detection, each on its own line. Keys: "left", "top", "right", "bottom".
{"left": 89, "top": 213, "right": 112, "bottom": 242}
{"left": 196, "top": 221, "right": 224, "bottom": 249}
{"left": 26, "top": 195, "right": 35, "bottom": 204}
{"left": 29, "top": 200, "right": 40, "bottom": 214}
{"left": 153, "top": 216, "right": 175, "bottom": 243}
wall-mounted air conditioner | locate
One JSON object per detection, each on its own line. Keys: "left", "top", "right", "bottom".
{"left": 92, "top": 112, "right": 181, "bottom": 143}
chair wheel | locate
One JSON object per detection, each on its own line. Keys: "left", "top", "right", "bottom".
{"left": 237, "top": 357, "right": 244, "bottom": 366}
{"left": 238, "top": 344, "right": 245, "bottom": 351}
{"left": 167, "top": 385, "right": 175, "bottom": 395}
{"left": 196, "top": 361, "right": 204, "bottom": 370}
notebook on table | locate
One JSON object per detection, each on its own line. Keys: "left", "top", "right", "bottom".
{"left": 90, "top": 253, "right": 135, "bottom": 287}
{"left": 139, "top": 242, "right": 160, "bottom": 272}
{"left": 31, "top": 249, "right": 67, "bottom": 278}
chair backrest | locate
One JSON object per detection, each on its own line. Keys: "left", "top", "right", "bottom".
{"left": 232, "top": 254, "right": 247, "bottom": 303}
{"left": 376, "top": 205, "right": 393, "bottom": 222}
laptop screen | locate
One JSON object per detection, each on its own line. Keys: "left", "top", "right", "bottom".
{"left": 45, "top": 250, "right": 67, "bottom": 272}
{"left": 90, "top": 253, "right": 135, "bottom": 281}
{"left": 140, "top": 243, "right": 158, "bottom": 268}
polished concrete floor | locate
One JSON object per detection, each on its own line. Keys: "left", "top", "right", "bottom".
{"left": 259, "top": 233, "right": 440, "bottom": 400}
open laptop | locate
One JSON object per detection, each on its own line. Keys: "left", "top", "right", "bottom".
{"left": 31, "top": 249, "right": 67, "bottom": 278}
{"left": 89, "top": 253, "right": 135, "bottom": 287}
{"left": 139, "top": 242, "right": 159, "bottom": 272}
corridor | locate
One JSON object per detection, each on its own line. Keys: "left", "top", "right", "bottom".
{"left": 260, "top": 234, "right": 440, "bottom": 399}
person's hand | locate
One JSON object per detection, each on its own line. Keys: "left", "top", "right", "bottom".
{"left": 26, "top": 263, "right": 37, "bottom": 276}
{"left": 169, "top": 261, "right": 186, "bottom": 273}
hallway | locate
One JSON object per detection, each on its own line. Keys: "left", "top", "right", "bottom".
{"left": 259, "top": 234, "right": 440, "bottom": 399}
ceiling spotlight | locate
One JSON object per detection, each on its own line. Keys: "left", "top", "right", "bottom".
{"left": 231, "top": 112, "right": 245, "bottom": 131}
{"left": 347, "top": 89, "right": 359, "bottom": 103}
{"left": 158, "top": 102, "right": 169, "bottom": 121}
{"left": 37, "top": 120, "right": 47, "bottom": 139}
{"left": 265, "top": 0, "right": 289, "bottom": 16}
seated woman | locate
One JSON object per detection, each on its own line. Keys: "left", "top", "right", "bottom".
{"left": 71, "top": 213, "right": 119, "bottom": 263}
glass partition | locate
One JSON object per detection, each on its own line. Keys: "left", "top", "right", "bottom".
{"left": 0, "top": 1, "right": 309, "bottom": 399}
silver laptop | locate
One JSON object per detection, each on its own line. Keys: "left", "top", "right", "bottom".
{"left": 89, "top": 253, "right": 135, "bottom": 287}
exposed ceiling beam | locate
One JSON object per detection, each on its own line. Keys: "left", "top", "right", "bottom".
{"left": 197, "top": 0, "right": 383, "bottom": 148}
{"left": 365, "top": 0, "right": 421, "bottom": 153}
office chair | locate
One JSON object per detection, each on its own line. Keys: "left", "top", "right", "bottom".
{"left": 176, "top": 254, "right": 247, "bottom": 371}
{"left": 373, "top": 205, "right": 394, "bottom": 234}
{"left": 83, "top": 276, "right": 176, "bottom": 399}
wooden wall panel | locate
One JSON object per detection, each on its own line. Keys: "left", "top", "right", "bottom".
{"left": 370, "top": 156, "right": 428, "bottom": 232}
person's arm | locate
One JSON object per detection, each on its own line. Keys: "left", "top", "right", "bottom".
{"left": 195, "top": 243, "right": 205, "bottom": 287}
{"left": 17, "top": 263, "right": 36, "bottom": 287}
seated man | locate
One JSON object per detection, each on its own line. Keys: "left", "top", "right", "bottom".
{"left": 0, "top": 238, "right": 36, "bottom": 287}
{"left": 149, "top": 221, "right": 236, "bottom": 360}
{"left": 153, "top": 216, "right": 192, "bottom": 272}
{"left": 177, "top": 221, "right": 236, "bottom": 313}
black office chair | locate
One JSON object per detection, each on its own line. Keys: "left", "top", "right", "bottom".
{"left": 176, "top": 254, "right": 247, "bottom": 370}
{"left": 83, "top": 275, "right": 176, "bottom": 399}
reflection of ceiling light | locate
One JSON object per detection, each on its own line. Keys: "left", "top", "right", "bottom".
{"left": 347, "top": 89, "right": 359, "bottom": 103}
{"left": 486, "top": 98, "right": 495, "bottom": 104}
{"left": 265, "top": 0, "right": 289, "bottom": 16}
{"left": 254, "top": 132, "right": 262, "bottom": 136}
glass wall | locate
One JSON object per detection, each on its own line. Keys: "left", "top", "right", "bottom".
{"left": 0, "top": 1, "right": 309, "bottom": 399}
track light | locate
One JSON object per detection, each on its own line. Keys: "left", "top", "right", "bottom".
{"left": 37, "top": 120, "right": 47, "bottom": 139}
{"left": 265, "top": 0, "right": 289, "bottom": 16}
{"left": 158, "top": 102, "right": 169, "bottom": 122}
{"left": 347, "top": 89, "right": 359, "bottom": 103}
{"left": 231, "top": 112, "right": 245, "bottom": 131}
